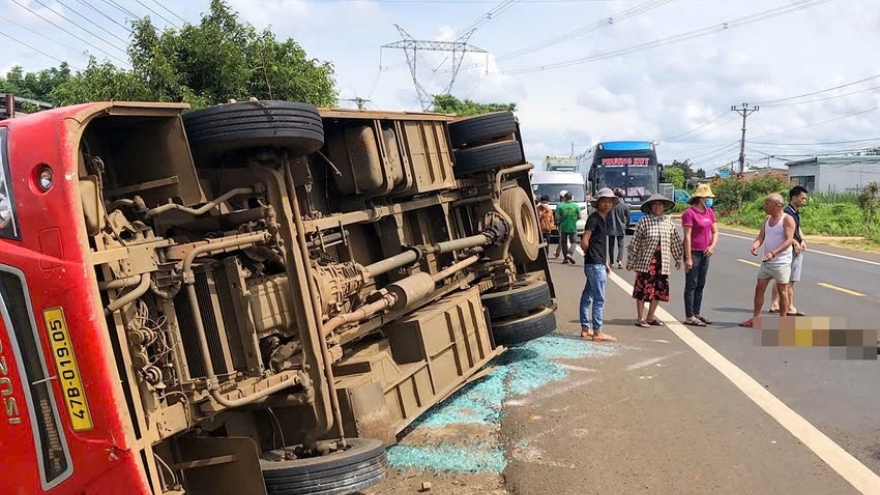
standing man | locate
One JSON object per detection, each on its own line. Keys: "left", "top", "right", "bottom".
{"left": 580, "top": 187, "right": 619, "bottom": 343}
{"left": 769, "top": 185, "right": 809, "bottom": 316}
{"left": 740, "top": 193, "right": 796, "bottom": 328}
{"left": 554, "top": 191, "right": 580, "bottom": 264}
{"left": 606, "top": 188, "right": 629, "bottom": 269}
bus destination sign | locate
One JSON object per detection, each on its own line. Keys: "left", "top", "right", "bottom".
{"left": 601, "top": 157, "right": 650, "bottom": 167}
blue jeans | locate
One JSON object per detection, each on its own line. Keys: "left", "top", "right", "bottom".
{"left": 684, "top": 250, "right": 710, "bottom": 318}
{"left": 580, "top": 263, "right": 607, "bottom": 331}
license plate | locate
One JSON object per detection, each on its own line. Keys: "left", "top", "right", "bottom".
{"left": 43, "top": 307, "right": 93, "bottom": 432}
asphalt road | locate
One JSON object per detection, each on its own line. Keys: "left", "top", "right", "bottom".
{"left": 501, "top": 226, "right": 880, "bottom": 495}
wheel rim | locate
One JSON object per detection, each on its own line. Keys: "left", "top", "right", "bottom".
{"left": 519, "top": 202, "right": 537, "bottom": 245}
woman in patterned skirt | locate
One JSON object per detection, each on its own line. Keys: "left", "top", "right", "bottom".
{"left": 626, "top": 193, "right": 685, "bottom": 328}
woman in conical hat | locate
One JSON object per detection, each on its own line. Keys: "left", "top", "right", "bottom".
{"left": 625, "top": 193, "right": 684, "bottom": 327}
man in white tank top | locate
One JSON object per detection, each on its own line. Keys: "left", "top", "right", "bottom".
{"left": 740, "top": 193, "right": 796, "bottom": 328}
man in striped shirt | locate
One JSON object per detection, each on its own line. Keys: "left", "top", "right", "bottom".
{"left": 769, "top": 185, "right": 809, "bottom": 316}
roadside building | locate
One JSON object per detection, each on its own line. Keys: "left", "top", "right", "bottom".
{"left": 786, "top": 155, "right": 880, "bottom": 193}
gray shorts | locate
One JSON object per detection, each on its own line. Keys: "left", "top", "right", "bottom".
{"left": 758, "top": 262, "right": 791, "bottom": 284}
{"left": 790, "top": 251, "right": 803, "bottom": 282}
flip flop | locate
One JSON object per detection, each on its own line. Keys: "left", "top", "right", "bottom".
{"left": 592, "top": 333, "right": 618, "bottom": 343}
{"left": 646, "top": 319, "right": 665, "bottom": 326}
{"left": 685, "top": 319, "right": 707, "bottom": 327}
{"left": 739, "top": 318, "right": 754, "bottom": 328}
{"left": 635, "top": 320, "right": 650, "bottom": 328}
{"left": 697, "top": 316, "right": 713, "bottom": 325}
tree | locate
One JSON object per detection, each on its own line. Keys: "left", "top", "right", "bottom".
{"left": 665, "top": 167, "right": 685, "bottom": 189}
{"left": 7, "top": 0, "right": 338, "bottom": 110}
{"left": 432, "top": 94, "right": 516, "bottom": 116}
{"left": 857, "top": 181, "right": 880, "bottom": 228}
{"left": 665, "top": 159, "right": 695, "bottom": 180}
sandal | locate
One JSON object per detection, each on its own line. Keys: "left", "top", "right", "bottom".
{"left": 592, "top": 333, "right": 618, "bottom": 343}
{"left": 739, "top": 318, "right": 754, "bottom": 328}
{"left": 581, "top": 329, "right": 594, "bottom": 340}
{"left": 646, "top": 319, "right": 665, "bottom": 326}
{"left": 697, "top": 316, "right": 713, "bottom": 325}
{"left": 685, "top": 318, "right": 707, "bottom": 327}
{"left": 636, "top": 320, "right": 650, "bottom": 328}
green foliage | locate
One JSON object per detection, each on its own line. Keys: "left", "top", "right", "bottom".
{"left": 432, "top": 94, "right": 517, "bottom": 116}
{"left": 1, "top": 64, "right": 72, "bottom": 101}
{"left": 857, "top": 181, "right": 880, "bottom": 228}
{"left": 715, "top": 178, "right": 880, "bottom": 242}
{"left": 728, "top": 195, "right": 878, "bottom": 236}
{"left": 5, "top": 0, "right": 337, "bottom": 110}
{"left": 664, "top": 167, "right": 685, "bottom": 189}
{"left": 710, "top": 175, "right": 790, "bottom": 214}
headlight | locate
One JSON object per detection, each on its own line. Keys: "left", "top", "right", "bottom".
{"left": 0, "top": 128, "right": 19, "bottom": 240}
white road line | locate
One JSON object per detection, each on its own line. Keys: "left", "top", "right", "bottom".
{"left": 720, "top": 232, "right": 880, "bottom": 267}
{"left": 607, "top": 269, "right": 880, "bottom": 495}
{"left": 576, "top": 246, "right": 585, "bottom": 256}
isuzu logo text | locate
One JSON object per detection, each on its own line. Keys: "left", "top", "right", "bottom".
{"left": 0, "top": 338, "right": 22, "bottom": 425}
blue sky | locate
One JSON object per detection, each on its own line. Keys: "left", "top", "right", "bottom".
{"left": 2, "top": 0, "right": 880, "bottom": 173}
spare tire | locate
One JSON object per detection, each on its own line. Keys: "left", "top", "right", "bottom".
{"left": 448, "top": 112, "right": 518, "bottom": 149}
{"left": 183, "top": 100, "right": 324, "bottom": 160}
{"left": 500, "top": 186, "right": 541, "bottom": 263}
{"left": 490, "top": 306, "right": 557, "bottom": 347}
{"left": 260, "top": 438, "right": 388, "bottom": 495}
{"left": 452, "top": 141, "right": 524, "bottom": 177}
{"left": 482, "top": 280, "right": 552, "bottom": 320}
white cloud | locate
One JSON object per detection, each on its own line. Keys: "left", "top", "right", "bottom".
{"left": 3, "top": 0, "right": 880, "bottom": 171}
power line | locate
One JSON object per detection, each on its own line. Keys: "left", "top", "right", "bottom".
{"left": 755, "top": 72, "right": 880, "bottom": 106}
{"left": 662, "top": 114, "right": 738, "bottom": 143}
{"left": 496, "top": 0, "right": 676, "bottom": 62}
{"left": 130, "top": 0, "right": 180, "bottom": 27}
{"left": 0, "top": 31, "right": 82, "bottom": 69}
{"left": 750, "top": 106, "right": 879, "bottom": 140}
{"left": 453, "top": 0, "right": 521, "bottom": 39}
{"left": 8, "top": 0, "right": 130, "bottom": 66}
{"left": 149, "top": 0, "right": 188, "bottom": 25}
{"left": 44, "top": 0, "right": 130, "bottom": 44}
{"left": 500, "top": 0, "right": 836, "bottom": 75}
{"left": 73, "top": 0, "right": 133, "bottom": 33}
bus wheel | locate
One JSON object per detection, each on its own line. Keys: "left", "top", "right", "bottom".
{"left": 453, "top": 141, "right": 524, "bottom": 178}
{"left": 260, "top": 438, "right": 388, "bottom": 495}
{"left": 500, "top": 186, "right": 541, "bottom": 263}
{"left": 448, "top": 111, "right": 518, "bottom": 149}
{"left": 182, "top": 100, "right": 324, "bottom": 163}
{"left": 489, "top": 306, "right": 557, "bottom": 347}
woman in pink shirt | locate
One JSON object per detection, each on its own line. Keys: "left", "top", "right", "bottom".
{"left": 681, "top": 184, "right": 719, "bottom": 326}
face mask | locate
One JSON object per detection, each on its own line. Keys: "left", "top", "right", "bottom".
{"left": 705, "top": 198, "right": 714, "bottom": 208}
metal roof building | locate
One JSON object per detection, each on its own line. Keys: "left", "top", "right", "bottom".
{"left": 785, "top": 155, "right": 880, "bottom": 193}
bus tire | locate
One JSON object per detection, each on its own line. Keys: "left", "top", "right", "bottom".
{"left": 448, "top": 111, "right": 518, "bottom": 149}
{"left": 260, "top": 438, "right": 388, "bottom": 495}
{"left": 501, "top": 186, "right": 541, "bottom": 263}
{"left": 490, "top": 306, "right": 557, "bottom": 347}
{"left": 183, "top": 100, "right": 324, "bottom": 161}
{"left": 453, "top": 141, "right": 524, "bottom": 177}
{"left": 482, "top": 280, "right": 552, "bottom": 320}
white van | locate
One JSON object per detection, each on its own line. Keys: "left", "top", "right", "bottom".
{"left": 530, "top": 171, "right": 590, "bottom": 236}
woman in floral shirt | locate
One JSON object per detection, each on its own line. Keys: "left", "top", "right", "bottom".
{"left": 626, "top": 193, "right": 684, "bottom": 328}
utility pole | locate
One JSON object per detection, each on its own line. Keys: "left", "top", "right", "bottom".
{"left": 731, "top": 103, "right": 759, "bottom": 176}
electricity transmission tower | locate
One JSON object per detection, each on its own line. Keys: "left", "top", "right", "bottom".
{"left": 343, "top": 97, "right": 372, "bottom": 109}
{"left": 380, "top": 24, "right": 488, "bottom": 111}
{"left": 731, "top": 103, "right": 759, "bottom": 176}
